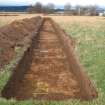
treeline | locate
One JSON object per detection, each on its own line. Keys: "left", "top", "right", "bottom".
{"left": 27, "top": 2, "right": 103, "bottom": 16}
{"left": 27, "top": 2, "right": 55, "bottom": 14}
{"left": 64, "top": 4, "right": 99, "bottom": 16}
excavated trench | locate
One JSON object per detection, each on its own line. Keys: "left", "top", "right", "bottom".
{"left": 1, "top": 18, "right": 97, "bottom": 101}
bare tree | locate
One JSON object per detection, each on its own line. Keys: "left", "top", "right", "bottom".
{"left": 64, "top": 3, "right": 71, "bottom": 15}
{"left": 47, "top": 3, "right": 55, "bottom": 13}
{"left": 75, "top": 5, "right": 98, "bottom": 16}
{"left": 34, "top": 2, "right": 43, "bottom": 13}
{"left": 89, "top": 5, "right": 98, "bottom": 16}
{"left": 27, "top": 2, "right": 43, "bottom": 13}
{"left": 43, "top": 3, "right": 55, "bottom": 14}
{"left": 75, "top": 5, "right": 81, "bottom": 15}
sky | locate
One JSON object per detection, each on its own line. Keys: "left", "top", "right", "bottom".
{"left": 0, "top": 0, "right": 105, "bottom": 6}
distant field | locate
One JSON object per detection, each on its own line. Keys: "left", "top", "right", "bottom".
{"left": 0, "top": 15, "right": 105, "bottom": 105}
{"left": 0, "top": 13, "right": 43, "bottom": 27}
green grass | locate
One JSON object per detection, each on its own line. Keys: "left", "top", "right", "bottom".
{"left": 0, "top": 17, "right": 105, "bottom": 105}
{"left": 57, "top": 20, "right": 105, "bottom": 104}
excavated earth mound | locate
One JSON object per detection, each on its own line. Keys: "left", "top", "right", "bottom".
{"left": 0, "top": 16, "right": 42, "bottom": 68}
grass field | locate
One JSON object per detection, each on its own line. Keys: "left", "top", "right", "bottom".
{"left": 0, "top": 16, "right": 105, "bottom": 105}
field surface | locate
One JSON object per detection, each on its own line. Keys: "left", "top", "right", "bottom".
{"left": 0, "top": 16, "right": 105, "bottom": 105}
{"left": 0, "top": 13, "right": 42, "bottom": 27}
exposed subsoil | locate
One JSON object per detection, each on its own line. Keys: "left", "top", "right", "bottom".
{"left": 0, "top": 16, "right": 42, "bottom": 68}
{"left": 1, "top": 18, "right": 98, "bottom": 101}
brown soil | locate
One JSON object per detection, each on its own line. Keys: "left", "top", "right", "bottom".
{"left": 1, "top": 18, "right": 97, "bottom": 101}
{"left": 0, "top": 16, "right": 42, "bottom": 68}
